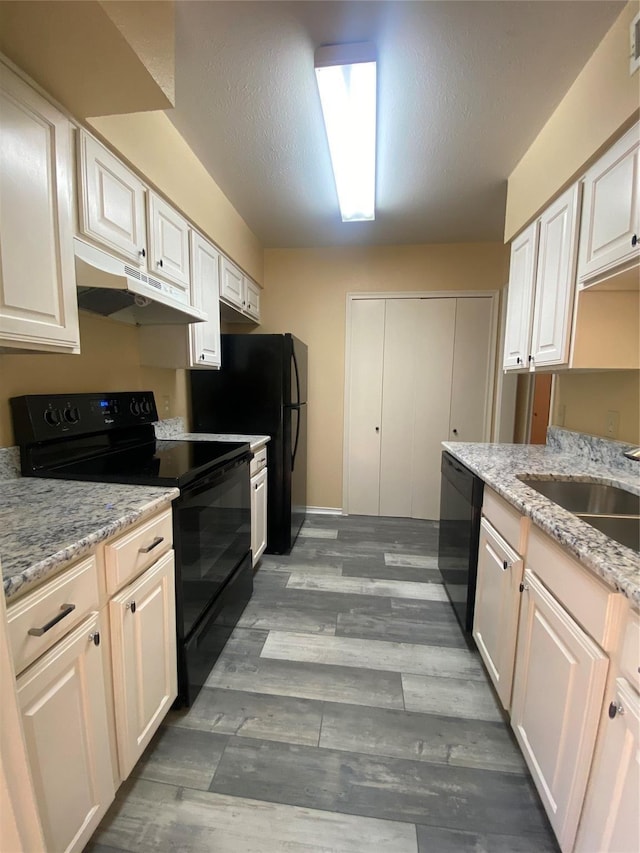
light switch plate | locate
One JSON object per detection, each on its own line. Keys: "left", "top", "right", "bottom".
{"left": 606, "top": 410, "right": 620, "bottom": 438}
{"left": 630, "top": 10, "right": 640, "bottom": 75}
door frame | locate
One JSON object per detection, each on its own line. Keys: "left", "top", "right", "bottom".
{"left": 343, "top": 290, "right": 499, "bottom": 515}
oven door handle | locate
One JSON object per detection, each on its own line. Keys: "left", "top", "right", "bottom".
{"left": 181, "top": 453, "right": 251, "bottom": 499}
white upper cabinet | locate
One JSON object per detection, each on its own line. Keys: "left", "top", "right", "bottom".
{"left": 147, "top": 191, "right": 191, "bottom": 294}
{"left": 578, "top": 122, "right": 640, "bottom": 289}
{"left": 0, "top": 63, "right": 80, "bottom": 353}
{"left": 220, "top": 256, "right": 261, "bottom": 323}
{"left": 190, "top": 232, "right": 221, "bottom": 368}
{"left": 78, "top": 131, "right": 147, "bottom": 266}
{"left": 503, "top": 184, "right": 579, "bottom": 372}
{"left": 244, "top": 276, "right": 261, "bottom": 321}
{"left": 220, "top": 256, "right": 244, "bottom": 309}
{"left": 529, "top": 183, "right": 580, "bottom": 368}
{"left": 503, "top": 222, "right": 538, "bottom": 370}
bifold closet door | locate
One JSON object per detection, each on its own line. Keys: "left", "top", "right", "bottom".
{"left": 380, "top": 299, "right": 456, "bottom": 519}
{"left": 448, "top": 297, "right": 494, "bottom": 442}
{"left": 346, "top": 299, "right": 385, "bottom": 516}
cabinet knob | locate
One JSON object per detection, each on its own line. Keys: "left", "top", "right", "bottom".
{"left": 126, "top": 601, "right": 137, "bottom": 614}
{"left": 200, "top": 354, "right": 205, "bottom": 360}
{"left": 528, "top": 355, "right": 534, "bottom": 363}
{"left": 502, "top": 560, "right": 510, "bottom": 571}
{"left": 608, "top": 701, "right": 624, "bottom": 719}
{"left": 375, "top": 426, "right": 380, "bottom": 432}
{"left": 89, "top": 631, "right": 100, "bottom": 646}
{"left": 452, "top": 428, "right": 458, "bottom": 435}
{"left": 632, "top": 234, "right": 638, "bottom": 247}
{"left": 254, "top": 483, "right": 259, "bottom": 490}
{"left": 139, "top": 247, "right": 146, "bottom": 258}
{"left": 516, "top": 357, "right": 522, "bottom": 364}
{"left": 519, "top": 582, "right": 529, "bottom": 593}
{"left": 157, "top": 259, "right": 164, "bottom": 268}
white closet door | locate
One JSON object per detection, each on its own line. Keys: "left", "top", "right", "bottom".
{"left": 448, "top": 297, "right": 494, "bottom": 442}
{"left": 408, "top": 299, "right": 456, "bottom": 520}
{"left": 346, "top": 299, "right": 385, "bottom": 516}
{"left": 379, "top": 299, "right": 420, "bottom": 517}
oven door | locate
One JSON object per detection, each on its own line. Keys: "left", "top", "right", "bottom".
{"left": 173, "top": 456, "right": 251, "bottom": 641}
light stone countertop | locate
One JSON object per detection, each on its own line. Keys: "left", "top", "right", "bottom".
{"left": 1, "top": 479, "right": 179, "bottom": 603}
{"left": 443, "top": 432, "right": 640, "bottom": 605}
{"left": 152, "top": 417, "right": 270, "bottom": 452}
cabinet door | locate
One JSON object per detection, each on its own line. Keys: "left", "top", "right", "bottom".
{"left": 511, "top": 569, "right": 608, "bottom": 853}
{"left": 190, "top": 232, "right": 221, "bottom": 368}
{"left": 147, "top": 192, "right": 191, "bottom": 293}
{"left": 0, "top": 64, "right": 79, "bottom": 353}
{"left": 16, "top": 613, "right": 114, "bottom": 853}
{"left": 109, "top": 551, "right": 177, "bottom": 780}
{"left": 244, "top": 276, "right": 261, "bottom": 321}
{"left": 220, "top": 256, "right": 244, "bottom": 309}
{"left": 78, "top": 132, "right": 147, "bottom": 265}
{"left": 578, "top": 123, "right": 640, "bottom": 287}
{"left": 503, "top": 221, "right": 537, "bottom": 370}
{"left": 574, "top": 678, "right": 640, "bottom": 853}
{"left": 251, "top": 467, "right": 268, "bottom": 567}
{"left": 529, "top": 184, "right": 580, "bottom": 369}
{"left": 473, "top": 518, "right": 523, "bottom": 710}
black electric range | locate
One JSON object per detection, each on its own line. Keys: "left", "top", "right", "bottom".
{"left": 11, "top": 391, "right": 254, "bottom": 706}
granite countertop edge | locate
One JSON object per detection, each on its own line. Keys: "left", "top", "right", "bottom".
{"left": 175, "top": 432, "right": 270, "bottom": 452}
{"left": 443, "top": 441, "right": 640, "bottom": 605}
{"left": 2, "top": 487, "right": 179, "bottom": 604}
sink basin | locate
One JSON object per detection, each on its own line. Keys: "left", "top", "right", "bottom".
{"left": 520, "top": 478, "right": 640, "bottom": 516}
{"left": 576, "top": 514, "right": 640, "bottom": 553}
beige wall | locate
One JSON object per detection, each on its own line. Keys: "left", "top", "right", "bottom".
{"left": 261, "top": 244, "right": 510, "bottom": 509}
{"left": 0, "top": 314, "right": 187, "bottom": 448}
{"left": 505, "top": 1, "right": 640, "bottom": 241}
{"left": 553, "top": 371, "right": 640, "bottom": 445}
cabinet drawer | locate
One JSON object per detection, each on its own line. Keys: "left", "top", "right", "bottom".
{"left": 482, "top": 487, "right": 528, "bottom": 553}
{"left": 618, "top": 608, "right": 640, "bottom": 691}
{"left": 8, "top": 555, "right": 99, "bottom": 675}
{"left": 250, "top": 446, "right": 267, "bottom": 476}
{"left": 104, "top": 509, "right": 173, "bottom": 595}
{"left": 527, "top": 526, "right": 620, "bottom": 649}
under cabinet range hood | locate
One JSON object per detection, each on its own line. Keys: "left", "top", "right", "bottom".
{"left": 73, "top": 239, "right": 207, "bottom": 325}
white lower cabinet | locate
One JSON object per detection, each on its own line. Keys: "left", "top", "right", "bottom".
{"left": 511, "top": 569, "right": 608, "bottom": 852}
{"left": 251, "top": 467, "right": 268, "bottom": 567}
{"left": 109, "top": 549, "right": 177, "bottom": 779}
{"left": 575, "top": 677, "right": 640, "bottom": 853}
{"left": 16, "top": 612, "right": 114, "bottom": 853}
{"left": 473, "top": 518, "right": 523, "bottom": 709}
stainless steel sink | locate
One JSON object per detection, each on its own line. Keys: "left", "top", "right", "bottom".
{"left": 520, "top": 478, "right": 640, "bottom": 516}
{"left": 576, "top": 514, "right": 640, "bottom": 553}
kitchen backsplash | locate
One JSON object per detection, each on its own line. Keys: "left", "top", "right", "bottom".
{"left": 153, "top": 417, "right": 186, "bottom": 439}
{"left": 546, "top": 426, "right": 638, "bottom": 474}
{"left": 0, "top": 446, "right": 21, "bottom": 480}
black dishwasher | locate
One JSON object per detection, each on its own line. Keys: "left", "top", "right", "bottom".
{"left": 438, "top": 451, "right": 484, "bottom": 635}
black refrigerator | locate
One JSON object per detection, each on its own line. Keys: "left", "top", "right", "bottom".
{"left": 189, "top": 334, "right": 308, "bottom": 554}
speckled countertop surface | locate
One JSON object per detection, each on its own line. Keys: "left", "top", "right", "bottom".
{"left": 443, "top": 433, "right": 640, "bottom": 604}
{"left": 1, "top": 479, "right": 178, "bottom": 602}
{"left": 152, "top": 418, "right": 269, "bottom": 451}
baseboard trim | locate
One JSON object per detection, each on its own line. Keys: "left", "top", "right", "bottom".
{"left": 306, "top": 506, "right": 344, "bottom": 516}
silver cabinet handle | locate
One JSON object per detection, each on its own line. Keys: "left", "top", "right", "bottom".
{"left": 138, "top": 536, "right": 164, "bottom": 554}
{"left": 29, "top": 603, "right": 76, "bottom": 636}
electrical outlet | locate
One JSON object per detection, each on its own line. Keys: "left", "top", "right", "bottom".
{"left": 162, "top": 395, "right": 170, "bottom": 415}
{"left": 606, "top": 410, "right": 619, "bottom": 438}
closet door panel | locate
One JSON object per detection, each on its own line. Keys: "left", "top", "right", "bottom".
{"left": 410, "top": 299, "right": 456, "bottom": 520}
{"left": 346, "top": 299, "right": 385, "bottom": 515}
{"left": 379, "top": 300, "right": 418, "bottom": 517}
{"left": 449, "top": 297, "right": 493, "bottom": 442}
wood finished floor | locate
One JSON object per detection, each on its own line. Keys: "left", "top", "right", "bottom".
{"left": 88, "top": 514, "right": 559, "bottom": 853}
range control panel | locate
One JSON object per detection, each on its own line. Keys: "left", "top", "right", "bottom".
{"left": 11, "top": 392, "right": 159, "bottom": 444}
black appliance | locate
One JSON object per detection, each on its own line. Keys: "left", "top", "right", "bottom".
{"left": 437, "top": 451, "right": 484, "bottom": 635}
{"left": 190, "top": 333, "right": 308, "bottom": 554}
{"left": 10, "top": 391, "right": 253, "bottom": 707}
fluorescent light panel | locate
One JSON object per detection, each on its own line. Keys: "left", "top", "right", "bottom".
{"left": 315, "top": 43, "right": 376, "bottom": 222}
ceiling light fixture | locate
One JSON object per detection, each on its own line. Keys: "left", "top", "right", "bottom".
{"left": 314, "top": 43, "right": 377, "bottom": 223}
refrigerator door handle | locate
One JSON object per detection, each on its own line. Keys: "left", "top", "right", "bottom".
{"left": 291, "top": 406, "right": 301, "bottom": 472}
{"left": 291, "top": 347, "right": 301, "bottom": 407}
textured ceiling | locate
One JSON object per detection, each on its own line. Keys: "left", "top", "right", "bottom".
{"left": 168, "top": 1, "right": 624, "bottom": 248}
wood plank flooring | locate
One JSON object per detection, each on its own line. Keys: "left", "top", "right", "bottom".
{"left": 88, "top": 514, "right": 559, "bottom": 853}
